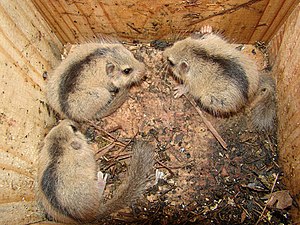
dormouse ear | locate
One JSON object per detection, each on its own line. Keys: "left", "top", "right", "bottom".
{"left": 71, "top": 141, "right": 82, "bottom": 150}
{"left": 106, "top": 62, "right": 115, "bottom": 76}
{"left": 180, "top": 61, "right": 190, "bottom": 73}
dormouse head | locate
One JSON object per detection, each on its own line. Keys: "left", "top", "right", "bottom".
{"left": 105, "top": 45, "right": 145, "bottom": 89}
{"left": 163, "top": 39, "right": 193, "bottom": 82}
{"left": 45, "top": 120, "right": 86, "bottom": 153}
{"left": 163, "top": 32, "right": 228, "bottom": 82}
{"left": 256, "top": 74, "right": 276, "bottom": 103}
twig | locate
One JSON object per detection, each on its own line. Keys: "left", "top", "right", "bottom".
{"left": 101, "top": 136, "right": 126, "bottom": 147}
{"left": 270, "top": 173, "right": 279, "bottom": 193}
{"left": 86, "top": 119, "right": 126, "bottom": 146}
{"left": 156, "top": 165, "right": 186, "bottom": 170}
{"left": 115, "top": 154, "right": 132, "bottom": 160}
{"left": 253, "top": 209, "right": 272, "bottom": 225}
{"left": 26, "top": 220, "right": 48, "bottom": 225}
{"left": 155, "top": 160, "right": 175, "bottom": 176}
{"left": 102, "top": 154, "right": 132, "bottom": 170}
{"left": 254, "top": 200, "right": 264, "bottom": 210}
{"left": 255, "top": 173, "right": 279, "bottom": 225}
{"left": 184, "top": 95, "right": 228, "bottom": 150}
{"left": 113, "top": 130, "right": 139, "bottom": 159}
{"left": 160, "top": 186, "right": 176, "bottom": 196}
{"left": 96, "top": 142, "right": 115, "bottom": 155}
{"left": 240, "top": 204, "right": 251, "bottom": 218}
{"left": 266, "top": 134, "right": 276, "bottom": 154}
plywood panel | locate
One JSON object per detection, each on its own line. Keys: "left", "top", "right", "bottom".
{"left": 32, "top": 0, "right": 297, "bottom": 44}
{"left": 269, "top": 4, "right": 300, "bottom": 222}
{"left": 0, "top": 1, "right": 298, "bottom": 224}
{"left": 249, "top": 0, "right": 299, "bottom": 42}
{"left": 0, "top": 0, "right": 62, "bottom": 224}
{"left": 261, "top": 0, "right": 299, "bottom": 41}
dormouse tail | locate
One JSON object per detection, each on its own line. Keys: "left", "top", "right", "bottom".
{"left": 94, "top": 88, "right": 129, "bottom": 119}
{"left": 97, "top": 140, "right": 155, "bottom": 219}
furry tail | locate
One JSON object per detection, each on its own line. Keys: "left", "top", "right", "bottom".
{"left": 97, "top": 141, "right": 154, "bottom": 218}
{"left": 94, "top": 88, "right": 129, "bottom": 119}
{"left": 250, "top": 73, "right": 277, "bottom": 132}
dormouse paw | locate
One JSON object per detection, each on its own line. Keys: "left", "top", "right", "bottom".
{"left": 200, "top": 25, "right": 213, "bottom": 34}
{"left": 97, "top": 171, "right": 109, "bottom": 195}
{"left": 174, "top": 85, "right": 188, "bottom": 98}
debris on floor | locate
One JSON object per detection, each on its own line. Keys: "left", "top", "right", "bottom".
{"left": 76, "top": 42, "right": 291, "bottom": 224}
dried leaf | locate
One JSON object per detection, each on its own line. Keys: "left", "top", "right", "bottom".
{"left": 241, "top": 210, "right": 247, "bottom": 223}
{"left": 221, "top": 166, "right": 229, "bottom": 177}
{"left": 265, "top": 190, "right": 293, "bottom": 209}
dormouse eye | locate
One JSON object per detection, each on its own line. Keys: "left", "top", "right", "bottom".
{"left": 167, "top": 58, "right": 175, "bottom": 67}
{"left": 70, "top": 124, "right": 78, "bottom": 132}
{"left": 123, "top": 68, "right": 133, "bottom": 75}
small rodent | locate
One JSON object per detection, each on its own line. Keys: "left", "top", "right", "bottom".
{"left": 46, "top": 41, "right": 145, "bottom": 121}
{"left": 163, "top": 25, "right": 277, "bottom": 132}
{"left": 163, "top": 25, "right": 260, "bottom": 116}
{"left": 37, "top": 120, "right": 154, "bottom": 224}
{"left": 250, "top": 73, "right": 277, "bottom": 132}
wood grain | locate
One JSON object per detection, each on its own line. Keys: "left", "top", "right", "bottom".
{"left": 269, "top": 4, "right": 300, "bottom": 222}
{"left": 0, "top": 0, "right": 60, "bottom": 224}
{"left": 32, "top": 0, "right": 297, "bottom": 44}
{"left": 0, "top": 0, "right": 299, "bottom": 224}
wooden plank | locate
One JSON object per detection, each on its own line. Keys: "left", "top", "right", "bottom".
{"left": 0, "top": 0, "right": 60, "bottom": 224}
{"left": 0, "top": 0, "right": 62, "bottom": 88}
{"left": 249, "top": 0, "right": 299, "bottom": 42}
{"left": 249, "top": 0, "right": 282, "bottom": 42}
{"left": 142, "top": 0, "right": 267, "bottom": 43}
{"left": 72, "top": 1, "right": 109, "bottom": 40}
{"left": 0, "top": 202, "right": 43, "bottom": 225}
{"left": 31, "top": 0, "right": 298, "bottom": 44}
{"left": 89, "top": 0, "right": 118, "bottom": 36}
{"left": 0, "top": 0, "right": 62, "bottom": 72}
{"left": 31, "top": 0, "right": 69, "bottom": 44}
{"left": 267, "top": 25, "right": 285, "bottom": 66}
{"left": 32, "top": 0, "right": 79, "bottom": 43}
{"left": 51, "top": 0, "right": 90, "bottom": 42}
{"left": 219, "top": 0, "right": 267, "bottom": 43}
{"left": 269, "top": 4, "right": 300, "bottom": 221}
{"left": 20, "top": 0, "right": 63, "bottom": 51}
{"left": 261, "top": 0, "right": 299, "bottom": 42}
{"left": 47, "top": 0, "right": 86, "bottom": 42}
{"left": 32, "top": 0, "right": 276, "bottom": 44}
{"left": 97, "top": 0, "right": 150, "bottom": 39}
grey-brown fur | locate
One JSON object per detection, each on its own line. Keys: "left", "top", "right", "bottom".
{"left": 94, "top": 88, "right": 129, "bottom": 119}
{"left": 37, "top": 120, "right": 154, "bottom": 224}
{"left": 250, "top": 73, "right": 277, "bottom": 132}
{"left": 97, "top": 141, "right": 155, "bottom": 218}
{"left": 46, "top": 41, "right": 145, "bottom": 121}
{"left": 163, "top": 25, "right": 259, "bottom": 116}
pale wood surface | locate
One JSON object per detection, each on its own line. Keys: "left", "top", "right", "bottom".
{"left": 32, "top": 0, "right": 298, "bottom": 44}
{"left": 0, "top": 0, "right": 299, "bottom": 224}
{"left": 0, "top": 0, "right": 62, "bottom": 224}
{"left": 269, "top": 4, "right": 300, "bottom": 222}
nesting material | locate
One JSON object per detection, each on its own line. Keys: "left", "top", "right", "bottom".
{"left": 71, "top": 41, "right": 290, "bottom": 224}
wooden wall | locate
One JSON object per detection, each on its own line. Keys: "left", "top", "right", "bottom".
{"left": 0, "top": 0, "right": 299, "bottom": 224}
{"left": 269, "top": 4, "right": 300, "bottom": 222}
{"left": 0, "top": 0, "right": 62, "bottom": 224}
{"left": 32, "top": 0, "right": 298, "bottom": 44}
